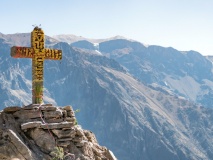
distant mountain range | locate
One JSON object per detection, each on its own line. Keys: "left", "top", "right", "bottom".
{"left": 53, "top": 34, "right": 130, "bottom": 44}
{"left": 0, "top": 32, "right": 213, "bottom": 160}
{"left": 53, "top": 36, "right": 213, "bottom": 108}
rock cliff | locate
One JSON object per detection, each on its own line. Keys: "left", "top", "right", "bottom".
{"left": 0, "top": 104, "right": 116, "bottom": 160}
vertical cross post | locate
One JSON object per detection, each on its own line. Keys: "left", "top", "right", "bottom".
{"left": 11, "top": 27, "right": 62, "bottom": 104}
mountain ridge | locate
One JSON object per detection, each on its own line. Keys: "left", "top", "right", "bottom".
{"left": 0, "top": 33, "right": 213, "bottom": 159}
{"left": 97, "top": 39, "right": 213, "bottom": 108}
{"left": 53, "top": 34, "right": 130, "bottom": 44}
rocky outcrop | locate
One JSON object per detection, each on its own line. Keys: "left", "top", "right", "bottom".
{"left": 0, "top": 104, "right": 117, "bottom": 160}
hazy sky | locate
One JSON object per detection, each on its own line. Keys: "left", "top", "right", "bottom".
{"left": 1, "top": 0, "right": 213, "bottom": 55}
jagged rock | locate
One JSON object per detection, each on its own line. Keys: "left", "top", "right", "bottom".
{"left": 68, "top": 141, "right": 82, "bottom": 156}
{"left": 41, "top": 122, "right": 74, "bottom": 129}
{"left": 23, "top": 104, "right": 56, "bottom": 111}
{"left": 29, "top": 128, "right": 55, "bottom": 152}
{"left": 64, "top": 153, "right": 75, "bottom": 160}
{"left": 72, "top": 136, "right": 84, "bottom": 143}
{"left": 81, "top": 141, "right": 94, "bottom": 157}
{"left": 92, "top": 146, "right": 102, "bottom": 157}
{"left": 84, "top": 130, "right": 98, "bottom": 144}
{"left": 17, "top": 117, "right": 42, "bottom": 124}
{"left": 67, "top": 110, "right": 75, "bottom": 117}
{"left": 57, "top": 137, "right": 73, "bottom": 142}
{"left": 45, "top": 118, "right": 64, "bottom": 123}
{"left": 3, "top": 106, "right": 21, "bottom": 113}
{"left": 6, "top": 129, "right": 34, "bottom": 159}
{"left": 1, "top": 113, "right": 22, "bottom": 134}
{"left": 63, "top": 105, "right": 73, "bottom": 111}
{"left": 22, "top": 105, "right": 38, "bottom": 110}
{"left": 0, "top": 105, "right": 117, "bottom": 160}
{"left": 0, "top": 143, "right": 26, "bottom": 160}
{"left": 62, "top": 109, "right": 67, "bottom": 117}
{"left": 13, "top": 110, "right": 41, "bottom": 119}
{"left": 0, "top": 126, "right": 38, "bottom": 160}
{"left": 42, "top": 104, "right": 53, "bottom": 107}
{"left": 43, "top": 109, "right": 63, "bottom": 119}
{"left": 21, "top": 121, "right": 42, "bottom": 130}
{"left": 40, "top": 106, "right": 57, "bottom": 111}
{"left": 76, "top": 127, "right": 85, "bottom": 137}
{"left": 65, "top": 117, "right": 76, "bottom": 122}
{"left": 52, "top": 128, "right": 76, "bottom": 138}
{"left": 96, "top": 156, "right": 102, "bottom": 160}
{"left": 57, "top": 140, "right": 71, "bottom": 147}
{"left": 104, "top": 150, "right": 118, "bottom": 160}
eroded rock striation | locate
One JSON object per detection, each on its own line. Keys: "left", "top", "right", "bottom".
{"left": 0, "top": 104, "right": 116, "bottom": 160}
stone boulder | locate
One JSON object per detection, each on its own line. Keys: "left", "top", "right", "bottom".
{"left": 0, "top": 104, "right": 117, "bottom": 160}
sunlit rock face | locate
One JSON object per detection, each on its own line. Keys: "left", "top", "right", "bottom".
{"left": 0, "top": 105, "right": 117, "bottom": 160}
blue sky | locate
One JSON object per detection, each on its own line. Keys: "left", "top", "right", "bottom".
{"left": 1, "top": 0, "right": 213, "bottom": 55}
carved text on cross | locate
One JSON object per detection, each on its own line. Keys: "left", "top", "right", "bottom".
{"left": 11, "top": 27, "right": 62, "bottom": 104}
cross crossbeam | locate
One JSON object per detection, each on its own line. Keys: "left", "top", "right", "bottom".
{"left": 11, "top": 27, "right": 62, "bottom": 104}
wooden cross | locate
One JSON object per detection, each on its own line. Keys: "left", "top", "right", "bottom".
{"left": 11, "top": 27, "right": 62, "bottom": 104}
